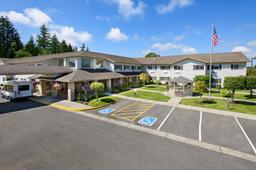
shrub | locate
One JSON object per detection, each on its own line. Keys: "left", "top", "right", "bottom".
{"left": 90, "top": 82, "right": 105, "bottom": 101}
{"left": 222, "top": 90, "right": 232, "bottom": 98}
{"left": 139, "top": 73, "right": 151, "bottom": 86}
{"left": 155, "top": 80, "right": 161, "bottom": 86}
{"left": 194, "top": 81, "right": 207, "bottom": 98}
{"left": 194, "top": 75, "right": 210, "bottom": 86}
{"left": 199, "top": 98, "right": 216, "bottom": 104}
{"left": 216, "top": 84, "right": 221, "bottom": 92}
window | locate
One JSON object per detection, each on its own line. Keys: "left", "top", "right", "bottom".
{"left": 18, "top": 85, "right": 30, "bottom": 91}
{"left": 68, "top": 58, "right": 76, "bottom": 68}
{"left": 174, "top": 65, "right": 183, "bottom": 70}
{"left": 160, "top": 77, "right": 170, "bottom": 81}
{"left": 208, "top": 64, "right": 222, "bottom": 70}
{"left": 160, "top": 65, "right": 170, "bottom": 70}
{"left": 81, "top": 58, "right": 92, "bottom": 68}
{"left": 96, "top": 59, "right": 104, "bottom": 68}
{"left": 231, "top": 64, "right": 244, "bottom": 70}
{"left": 212, "top": 78, "right": 221, "bottom": 84}
{"left": 193, "top": 65, "right": 204, "bottom": 70}
{"left": 124, "top": 65, "right": 130, "bottom": 70}
{"left": 151, "top": 77, "right": 157, "bottom": 81}
{"left": 115, "top": 65, "right": 122, "bottom": 70}
{"left": 147, "top": 66, "right": 153, "bottom": 70}
{"left": 58, "top": 59, "right": 64, "bottom": 66}
{"left": 131, "top": 66, "right": 136, "bottom": 70}
{"left": 137, "top": 66, "right": 142, "bottom": 70}
{"left": 3, "top": 85, "right": 14, "bottom": 92}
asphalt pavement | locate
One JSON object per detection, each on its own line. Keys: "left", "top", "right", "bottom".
{"left": 0, "top": 99, "right": 255, "bottom": 169}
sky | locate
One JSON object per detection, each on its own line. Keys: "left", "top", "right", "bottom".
{"left": 0, "top": 0, "right": 256, "bottom": 62}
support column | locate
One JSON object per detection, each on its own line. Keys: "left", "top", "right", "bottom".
{"left": 38, "top": 80, "right": 43, "bottom": 96}
{"left": 120, "top": 78, "right": 123, "bottom": 85}
{"left": 107, "top": 79, "right": 112, "bottom": 92}
{"left": 68, "top": 82, "right": 75, "bottom": 101}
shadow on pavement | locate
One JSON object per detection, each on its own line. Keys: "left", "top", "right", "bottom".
{"left": 0, "top": 98, "right": 45, "bottom": 114}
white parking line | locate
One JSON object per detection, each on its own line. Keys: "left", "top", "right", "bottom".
{"left": 235, "top": 116, "right": 256, "bottom": 154}
{"left": 157, "top": 104, "right": 178, "bottom": 131}
{"left": 199, "top": 111, "right": 202, "bottom": 142}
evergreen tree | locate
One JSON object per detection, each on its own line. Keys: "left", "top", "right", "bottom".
{"left": 15, "top": 49, "right": 31, "bottom": 58}
{"left": 25, "top": 36, "right": 39, "bottom": 56}
{"left": 68, "top": 44, "right": 73, "bottom": 52}
{"left": 0, "top": 16, "right": 23, "bottom": 58}
{"left": 37, "top": 24, "right": 51, "bottom": 54}
{"left": 80, "top": 43, "right": 85, "bottom": 51}
{"left": 50, "top": 34, "right": 60, "bottom": 54}
{"left": 59, "top": 40, "right": 68, "bottom": 53}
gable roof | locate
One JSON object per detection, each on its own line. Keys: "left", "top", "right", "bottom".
{"left": 0, "top": 65, "right": 72, "bottom": 75}
{"left": 135, "top": 52, "right": 249, "bottom": 65}
{"left": 55, "top": 70, "right": 124, "bottom": 83}
{"left": 170, "top": 76, "right": 194, "bottom": 83}
{"left": 1, "top": 51, "right": 249, "bottom": 66}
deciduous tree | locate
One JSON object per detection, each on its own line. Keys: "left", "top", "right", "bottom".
{"left": 224, "top": 76, "right": 245, "bottom": 102}
{"left": 90, "top": 82, "right": 105, "bottom": 101}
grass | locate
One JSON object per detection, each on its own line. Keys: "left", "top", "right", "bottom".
{"left": 120, "top": 90, "right": 170, "bottom": 102}
{"left": 202, "top": 90, "right": 256, "bottom": 101}
{"left": 181, "top": 98, "right": 256, "bottom": 115}
{"left": 88, "top": 96, "right": 120, "bottom": 107}
{"left": 141, "top": 84, "right": 168, "bottom": 92}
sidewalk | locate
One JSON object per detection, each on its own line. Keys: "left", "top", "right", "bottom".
{"left": 29, "top": 96, "right": 93, "bottom": 111}
{"left": 178, "top": 104, "right": 256, "bottom": 120}
{"left": 167, "top": 96, "right": 182, "bottom": 106}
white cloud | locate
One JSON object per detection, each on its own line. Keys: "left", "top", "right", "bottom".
{"left": 247, "top": 40, "right": 256, "bottom": 47}
{"left": 232, "top": 46, "right": 256, "bottom": 58}
{"left": 156, "top": 0, "right": 193, "bottom": 14}
{"left": 50, "top": 25, "right": 93, "bottom": 46}
{"left": 0, "top": 8, "right": 93, "bottom": 46}
{"left": 142, "top": 48, "right": 152, "bottom": 55}
{"left": 151, "top": 42, "right": 197, "bottom": 54}
{"left": 112, "top": 0, "right": 145, "bottom": 18}
{"left": 106, "top": 27, "right": 128, "bottom": 41}
{"left": 0, "top": 8, "right": 52, "bottom": 27}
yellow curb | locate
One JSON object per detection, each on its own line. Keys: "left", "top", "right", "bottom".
{"left": 29, "top": 98, "right": 114, "bottom": 112}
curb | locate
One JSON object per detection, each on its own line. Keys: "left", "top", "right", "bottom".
{"left": 29, "top": 98, "right": 113, "bottom": 112}
{"left": 72, "top": 110, "right": 256, "bottom": 163}
{"left": 177, "top": 104, "right": 256, "bottom": 120}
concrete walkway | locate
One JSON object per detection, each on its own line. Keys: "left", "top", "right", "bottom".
{"left": 167, "top": 96, "right": 182, "bottom": 106}
{"left": 177, "top": 104, "right": 256, "bottom": 120}
{"left": 29, "top": 96, "right": 93, "bottom": 111}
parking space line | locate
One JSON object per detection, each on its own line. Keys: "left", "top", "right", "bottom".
{"left": 199, "top": 111, "right": 202, "bottom": 142}
{"left": 157, "top": 104, "right": 178, "bottom": 131}
{"left": 131, "top": 104, "right": 154, "bottom": 121}
{"left": 235, "top": 116, "right": 256, "bottom": 154}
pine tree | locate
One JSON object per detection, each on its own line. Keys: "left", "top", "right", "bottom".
{"left": 37, "top": 24, "right": 51, "bottom": 54}
{"left": 25, "top": 36, "right": 39, "bottom": 56}
{"left": 0, "top": 16, "right": 23, "bottom": 58}
{"left": 68, "top": 44, "right": 73, "bottom": 52}
{"left": 59, "top": 40, "right": 68, "bottom": 53}
{"left": 50, "top": 34, "right": 60, "bottom": 54}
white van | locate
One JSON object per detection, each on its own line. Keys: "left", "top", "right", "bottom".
{"left": 1, "top": 80, "right": 33, "bottom": 100}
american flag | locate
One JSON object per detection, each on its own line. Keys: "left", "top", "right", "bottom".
{"left": 213, "top": 26, "right": 218, "bottom": 47}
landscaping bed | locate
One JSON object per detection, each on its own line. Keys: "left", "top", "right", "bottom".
{"left": 202, "top": 90, "right": 256, "bottom": 101}
{"left": 120, "top": 90, "right": 170, "bottom": 102}
{"left": 87, "top": 96, "right": 120, "bottom": 107}
{"left": 181, "top": 98, "right": 256, "bottom": 115}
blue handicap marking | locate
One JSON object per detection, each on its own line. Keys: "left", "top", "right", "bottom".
{"left": 138, "top": 116, "right": 158, "bottom": 126}
{"left": 98, "top": 108, "right": 115, "bottom": 115}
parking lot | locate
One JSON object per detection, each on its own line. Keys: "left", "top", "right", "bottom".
{"left": 88, "top": 98, "right": 256, "bottom": 155}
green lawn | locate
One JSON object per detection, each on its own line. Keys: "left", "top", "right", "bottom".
{"left": 88, "top": 96, "right": 120, "bottom": 107}
{"left": 141, "top": 84, "right": 168, "bottom": 92}
{"left": 120, "top": 90, "right": 170, "bottom": 102}
{"left": 202, "top": 91, "right": 256, "bottom": 101}
{"left": 181, "top": 98, "right": 256, "bottom": 115}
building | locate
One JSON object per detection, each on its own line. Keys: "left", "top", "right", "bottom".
{"left": 0, "top": 51, "right": 249, "bottom": 101}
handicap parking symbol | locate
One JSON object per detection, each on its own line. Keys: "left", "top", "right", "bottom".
{"left": 138, "top": 116, "right": 157, "bottom": 126}
{"left": 98, "top": 108, "right": 115, "bottom": 115}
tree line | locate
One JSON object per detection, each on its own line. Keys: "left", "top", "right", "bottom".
{"left": 0, "top": 16, "right": 77, "bottom": 58}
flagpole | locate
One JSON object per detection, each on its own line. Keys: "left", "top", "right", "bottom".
{"left": 208, "top": 25, "right": 214, "bottom": 98}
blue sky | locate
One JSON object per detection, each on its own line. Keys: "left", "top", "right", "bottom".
{"left": 0, "top": 0, "right": 256, "bottom": 60}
